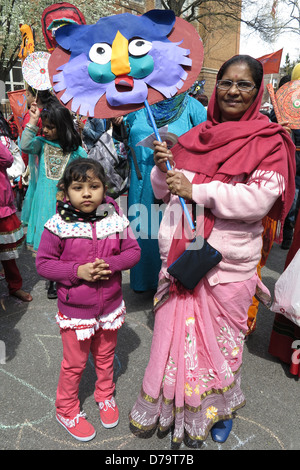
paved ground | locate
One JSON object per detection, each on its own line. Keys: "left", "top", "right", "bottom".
{"left": 0, "top": 229, "right": 299, "bottom": 453}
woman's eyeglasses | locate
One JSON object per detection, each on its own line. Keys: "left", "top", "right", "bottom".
{"left": 216, "top": 80, "right": 257, "bottom": 92}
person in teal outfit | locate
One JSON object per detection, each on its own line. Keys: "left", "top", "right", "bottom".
{"left": 20, "top": 101, "right": 87, "bottom": 298}
{"left": 113, "top": 93, "right": 206, "bottom": 292}
{"left": 21, "top": 86, "right": 60, "bottom": 227}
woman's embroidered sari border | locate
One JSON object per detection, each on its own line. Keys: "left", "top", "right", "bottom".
{"left": 139, "top": 364, "right": 242, "bottom": 409}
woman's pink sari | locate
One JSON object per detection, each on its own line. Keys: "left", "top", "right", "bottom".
{"left": 130, "top": 273, "right": 258, "bottom": 445}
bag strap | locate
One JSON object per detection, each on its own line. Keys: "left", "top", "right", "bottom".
{"left": 119, "top": 122, "right": 142, "bottom": 181}
{"left": 192, "top": 202, "right": 197, "bottom": 228}
{"left": 98, "top": 132, "right": 119, "bottom": 164}
{"left": 129, "top": 145, "right": 142, "bottom": 180}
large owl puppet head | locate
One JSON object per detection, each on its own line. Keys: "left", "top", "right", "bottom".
{"left": 46, "top": 7, "right": 204, "bottom": 118}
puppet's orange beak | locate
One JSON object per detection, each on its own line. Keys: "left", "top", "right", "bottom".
{"left": 111, "top": 31, "right": 131, "bottom": 76}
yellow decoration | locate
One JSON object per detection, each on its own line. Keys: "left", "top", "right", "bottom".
{"left": 291, "top": 63, "right": 300, "bottom": 81}
{"left": 206, "top": 406, "right": 218, "bottom": 420}
{"left": 184, "top": 382, "right": 193, "bottom": 397}
{"left": 231, "top": 346, "right": 240, "bottom": 357}
{"left": 18, "top": 24, "right": 35, "bottom": 61}
{"left": 111, "top": 31, "right": 131, "bottom": 76}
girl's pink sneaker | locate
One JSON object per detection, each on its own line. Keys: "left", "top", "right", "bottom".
{"left": 56, "top": 411, "right": 96, "bottom": 441}
{"left": 98, "top": 397, "right": 119, "bottom": 428}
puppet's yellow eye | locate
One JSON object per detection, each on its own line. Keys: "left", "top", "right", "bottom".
{"left": 89, "top": 43, "right": 112, "bottom": 64}
{"left": 128, "top": 38, "right": 152, "bottom": 57}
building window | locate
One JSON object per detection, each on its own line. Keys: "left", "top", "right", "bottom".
{"left": 4, "top": 60, "right": 25, "bottom": 94}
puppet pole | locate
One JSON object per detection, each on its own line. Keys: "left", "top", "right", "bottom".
{"left": 144, "top": 99, "right": 195, "bottom": 231}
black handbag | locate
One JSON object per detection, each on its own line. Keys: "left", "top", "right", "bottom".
{"left": 167, "top": 205, "right": 222, "bottom": 290}
{"left": 167, "top": 235, "right": 222, "bottom": 290}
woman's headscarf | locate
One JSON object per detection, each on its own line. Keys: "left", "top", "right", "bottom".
{"left": 168, "top": 56, "right": 296, "bottom": 264}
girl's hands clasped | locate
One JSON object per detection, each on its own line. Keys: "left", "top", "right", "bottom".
{"left": 77, "top": 258, "right": 112, "bottom": 282}
{"left": 153, "top": 140, "right": 193, "bottom": 201}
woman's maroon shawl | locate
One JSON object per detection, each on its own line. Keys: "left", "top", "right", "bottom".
{"left": 168, "top": 70, "right": 296, "bottom": 265}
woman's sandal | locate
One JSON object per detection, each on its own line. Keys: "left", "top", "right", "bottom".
{"left": 211, "top": 419, "right": 233, "bottom": 443}
{"left": 12, "top": 289, "right": 33, "bottom": 302}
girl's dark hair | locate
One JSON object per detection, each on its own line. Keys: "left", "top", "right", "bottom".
{"left": 59, "top": 158, "right": 107, "bottom": 192}
{"left": 41, "top": 103, "right": 82, "bottom": 152}
{"left": 278, "top": 75, "right": 291, "bottom": 88}
{"left": 27, "top": 85, "right": 60, "bottom": 107}
{"left": 0, "top": 110, "right": 12, "bottom": 139}
{"left": 217, "top": 55, "right": 264, "bottom": 90}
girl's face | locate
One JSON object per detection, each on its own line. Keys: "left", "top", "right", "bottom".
{"left": 42, "top": 118, "right": 58, "bottom": 141}
{"left": 66, "top": 171, "right": 106, "bottom": 213}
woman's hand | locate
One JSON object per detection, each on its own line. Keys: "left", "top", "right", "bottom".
{"left": 279, "top": 120, "right": 292, "bottom": 135}
{"left": 153, "top": 140, "right": 174, "bottom": 173}
{"left": 28, "top": 101, "right": 40, "bottom": 126}
{"left": 77, "top": 259, "right": 111, "bottom": 282}
{"left": 166, "top": 169, "right": 193, "bottom": 200}
{"left": 77, "top": 118, "right": 85, "bottom": 131}
{"left": 111, "top": 116, "right": 123, "bottom": 126}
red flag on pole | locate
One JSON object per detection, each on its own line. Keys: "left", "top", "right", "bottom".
{"left": 256, "top": 49, "right": 283, "bottom": 74}
{"left": 7, "top": 89, "right": 27, "bottom": 137}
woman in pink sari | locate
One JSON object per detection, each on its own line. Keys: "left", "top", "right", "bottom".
{"left": 129, "top": 55, "right": 296, "bottom": 448}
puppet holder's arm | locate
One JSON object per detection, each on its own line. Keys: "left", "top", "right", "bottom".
{"left": 144, "top": 99, "right": 195, "bottom": 231}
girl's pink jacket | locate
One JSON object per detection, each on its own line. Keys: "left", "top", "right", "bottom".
{"left": 36, "top": 197, "right": 141, "bottom": 320}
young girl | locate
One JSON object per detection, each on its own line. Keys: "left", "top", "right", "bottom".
{"left": 20, "top": 101, "right": 87, "bottom": 298}
{"left": 0, "top": 141, "right": 32, "bottom": 302}
{"left": 36, "top": 158, "right": 140, "bottom": 442}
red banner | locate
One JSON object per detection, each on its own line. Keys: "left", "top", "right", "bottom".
{"left": 256, "top": 49, "right": 283, "bottom": 74}
{"left": 7, "top": 89, "right": 27, "bottom": 137}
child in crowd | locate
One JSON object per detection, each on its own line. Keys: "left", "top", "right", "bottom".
{"left": 21, "top": 85, "right": 60, "bottom": 167}
{"left": 20, "top": 100, "right": 87, "bottom": 299}
{"left": 36, "top": 158, "right": 140, "bottom": 442}
{"left": 0, "top": 141, "right": 32, "bottom": 302}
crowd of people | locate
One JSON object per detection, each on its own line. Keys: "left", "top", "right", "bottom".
{"left": 0, "top": 53, "right": 299, "bottom": 447}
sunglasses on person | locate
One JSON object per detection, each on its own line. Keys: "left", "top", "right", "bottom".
{"left": 216, "top": 80, "right": 257, "bottom": 92}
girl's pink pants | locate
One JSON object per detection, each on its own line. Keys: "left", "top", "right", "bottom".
{"left": 56, "top": 327, "right": 118, "bottom": 418}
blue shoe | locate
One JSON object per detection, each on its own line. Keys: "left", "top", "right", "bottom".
{"left": 211, "top": 419, "right": 233, "bottom": 443}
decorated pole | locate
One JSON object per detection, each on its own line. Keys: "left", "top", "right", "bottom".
{"left": 144, "top": 99, "right": 195, "bottom": 231}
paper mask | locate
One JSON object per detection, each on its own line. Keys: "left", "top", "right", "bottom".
{"left": 47, "top": 8, "right": 203, "bottom": 118}
{"left": 18, "top": 24, "right": 35, "bottom": 61}
{"left": 41, "top": 2, "right": 86, "bottom": 52}
{"left": 22, "top": 51, "right": 52, "bottom": 91}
